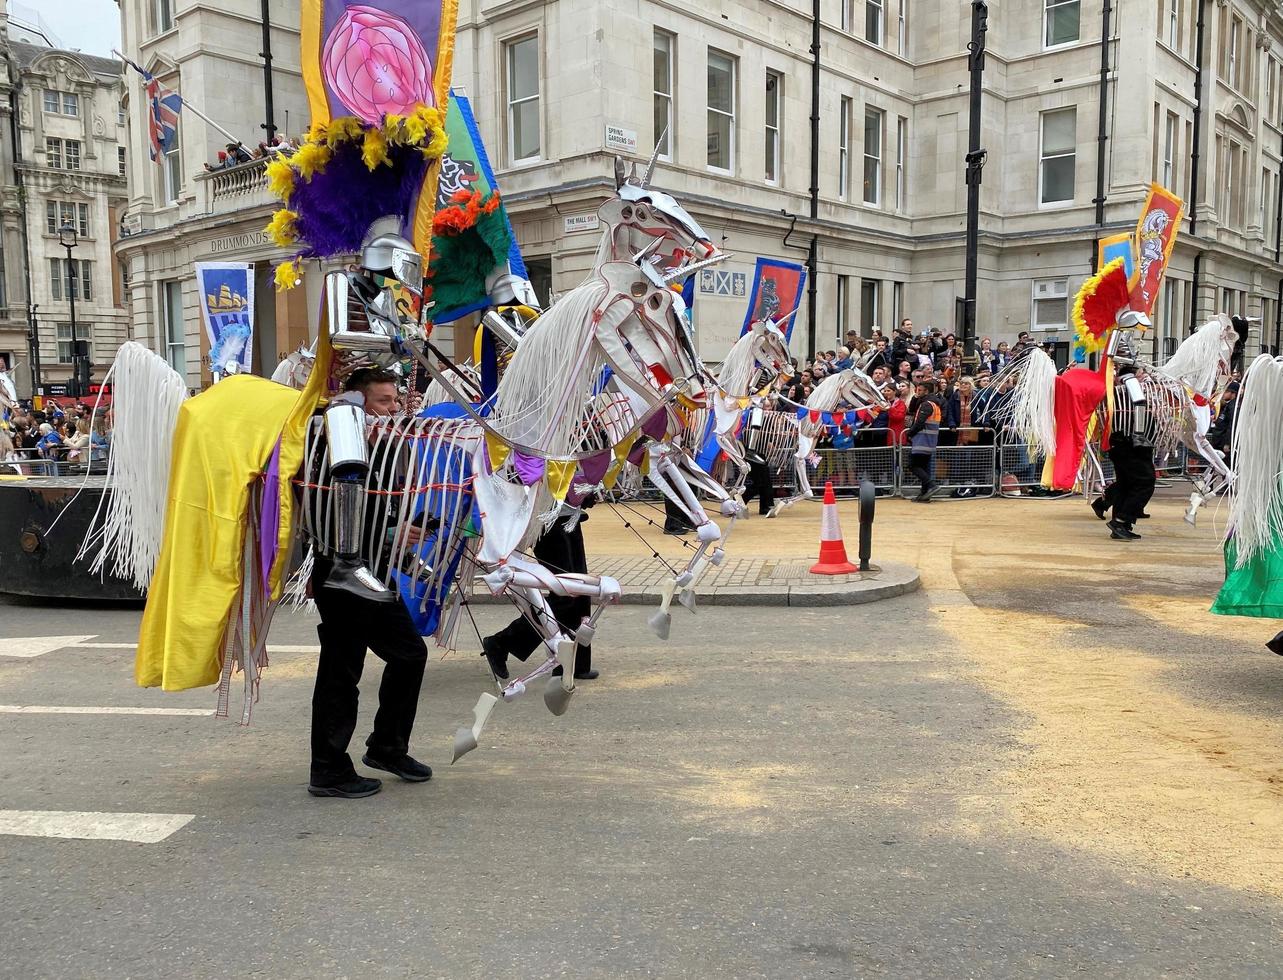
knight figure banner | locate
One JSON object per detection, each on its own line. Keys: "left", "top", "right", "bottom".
{"left": 195, "top": 262, "right": 254, "bottom": 378}
{"left": 741, "top": 258, "right": 807, "bottom": 339}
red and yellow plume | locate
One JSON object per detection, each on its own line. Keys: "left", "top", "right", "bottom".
{"left": 1072, "top": 258, "right": 1130, "bottom": 354}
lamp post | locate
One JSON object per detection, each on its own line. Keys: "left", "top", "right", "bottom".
{"left": 57, "top": 223, "right": 81, "bottom": 397}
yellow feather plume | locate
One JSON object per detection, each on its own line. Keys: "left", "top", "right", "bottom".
{"left": 265, "top": 157, "right": 296, "bottom": 201}
{"left": 425, "top": 126, "right": 448, "bottom": 160}
{"left": 325, "top": 116, "right": 364, "bottom": 147}
{"left": 290, "top": 141, "right": 331, "bottom": 181}
{"left": 361, "top": 126, "right": 390, "bottom": 170}
{"left": 264, "top": 209, "right": 299, "bottom": 247}
{"left": 274, "top": 258, "right": 302, "bottom": 291}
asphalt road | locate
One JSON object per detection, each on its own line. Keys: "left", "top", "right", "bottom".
{"left": 3, "top": 493, "right": 1283, "bottom": 978}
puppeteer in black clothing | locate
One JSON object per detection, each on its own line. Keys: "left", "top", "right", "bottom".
{"left": 307, "top": 370, "right": 433, "bottom": 799}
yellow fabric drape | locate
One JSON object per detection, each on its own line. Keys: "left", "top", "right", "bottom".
{"left": 136, "top": 376, "right": 301, "bottom": 691}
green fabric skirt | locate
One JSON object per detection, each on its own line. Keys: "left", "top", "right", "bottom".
{"left": 1212, "top": 538, "right": 1283, "bottom": 619}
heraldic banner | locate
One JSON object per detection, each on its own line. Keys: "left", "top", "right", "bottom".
{"left": 195, "top": 262, "right": 255, "bottom": 376}
{"left": 1127, "top": 183, "right": 1184, "bottom": 317}
{"left": 741, "top": 257, "right": 807, "bottom": 340}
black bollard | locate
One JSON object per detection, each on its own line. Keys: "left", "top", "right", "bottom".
{"left": 858, "top": 478, "right": 875, "bottom": 572}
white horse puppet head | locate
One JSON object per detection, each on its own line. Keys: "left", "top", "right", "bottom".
{"left": 1162, "top": 313, "right": 1239, "bottom": 397}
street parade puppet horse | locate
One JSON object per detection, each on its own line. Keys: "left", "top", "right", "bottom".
{"left": 90, "top": 162, "right": 742, "bottom": 762}
{"left": 766, "top": 366, "right": 890, "bottom": 517}
{"left": 1211, "top": 351, "right": 1283, "bottom": 653}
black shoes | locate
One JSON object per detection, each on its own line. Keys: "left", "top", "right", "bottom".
{"left": 308, "top": 775, "right": 383, "bottom": 798}
{"left": 663, "top": 524, "right": 692, "bottom": 535}
{"left": 1137, "top": 512, "right": 1151, "bottom": 519}
{"left": 574, "top": 668, "right": 600, "bottom": 680}
{"left": 1266, "top": 631, "right": 1283, "bottom": 656}
{"left": 361, "top": 752, "right": 433, "bottom": 782}
{"left": 481, "top": 635, "right": 510, "bottom": 679}
{"left": 1091, "top": 497, "right": 1108, "bottom": 520}
{"left": 1108, "top": 519, "right": 1141, "bottom": 540}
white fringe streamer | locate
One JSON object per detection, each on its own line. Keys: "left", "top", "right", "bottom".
{"left": 1009, "top": 347, "right": 1058, "bottom": 456}
{"left": 78, "top": 341, "right": 188, "bottom": 590}
{"left": 1226, "top": 353, "right": 1283, "bottom": 566}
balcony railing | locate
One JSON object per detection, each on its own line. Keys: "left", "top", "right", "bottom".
{"left": 203, "top": 157, "right": 269, "bottom": 201}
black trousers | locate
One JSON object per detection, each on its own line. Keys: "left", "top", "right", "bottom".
{"left": 1104, "top": 441, "right": 1156, "bottom": 524}
{"left": 664, "top": 496, "right": 694, "bottom": 532}
{"left": 310, "top": 559, "right": 428, "bottom": 784}
{"left": 909, "top": 451, "right": 935, "bottom": 492}
{"left": 489, "top": 519, "right": 593, "bottom": 673}
{"left": 741, "top": 457, "right": 775, "bottom": 514}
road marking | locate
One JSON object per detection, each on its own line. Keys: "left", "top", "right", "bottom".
{"left": 76, "top": 642, "right": 317, "bottom": 653}
{"left": 0, "top": 635, "right": 99, "bottom": 658}
{"left": 0, "top": 810, "right": 195, "bottom": 843}
{"left": 0, "top": 705, "right": 212, "bottom": 716}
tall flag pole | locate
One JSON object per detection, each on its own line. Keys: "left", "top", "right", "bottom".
{"left": 115, "top": 51, "right": 248, "bottom": 158}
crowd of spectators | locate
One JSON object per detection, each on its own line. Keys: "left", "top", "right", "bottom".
{"left": 0, "top": 401, "right": 110, "bottom": 475}
{"left": 203, "top": 134, "right": 299, "bottom": 173}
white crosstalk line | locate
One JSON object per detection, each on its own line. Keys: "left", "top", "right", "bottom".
{"left": 0, "top": 810, "right": 195, "bottom": 843}
{"left": 0, "top": 705, "right": 212, "bottom": 716}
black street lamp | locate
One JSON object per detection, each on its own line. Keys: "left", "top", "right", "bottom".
{"left": 58, "top": 222, "right": 82, "bottom": 396}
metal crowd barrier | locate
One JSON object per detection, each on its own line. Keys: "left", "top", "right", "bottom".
{"left": 899, "top": 428, "right": 997, "bottom": 498}
{"left": 811, "top": 445, "right": 898, "bottom": 496}
{"left": 997, "top": 431, "right": 1046, "bottom": 496}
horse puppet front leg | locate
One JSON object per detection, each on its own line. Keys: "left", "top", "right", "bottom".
{"left": 1183, "top": 431, "right": 1236, "bottom": 525}
{"left": 451, "top": 554, "right": 623, "bottom": 763}
{"left": 645, "top": 443, "right": 736, "bottom": 638}
{"left": 767, "top": 428, "right": 817, "bottom": 517}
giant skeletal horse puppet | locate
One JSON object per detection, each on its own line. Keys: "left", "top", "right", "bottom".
{"left": 300, "top": 156, "right": 741, "bottom": 759}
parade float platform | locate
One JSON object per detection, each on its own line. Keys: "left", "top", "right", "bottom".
{"left": 0, "top": 476, "right": 143, "bottom": 601}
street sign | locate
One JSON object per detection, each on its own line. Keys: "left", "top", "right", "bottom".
{"left": 605, "top": 125, "right": 637, "bottom": 153}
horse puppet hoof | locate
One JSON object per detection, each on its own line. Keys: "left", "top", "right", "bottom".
{"left": 451, "top": 729, "right": 479, "bottom": 763}
{"left": 543, "top": 675, "right": 575, "bottom": 716}
{"left": 677, "top": 588, "right": 697, "bottom": 612}
{"left": 648, "top": 609, "right": 672, "bottom": 640}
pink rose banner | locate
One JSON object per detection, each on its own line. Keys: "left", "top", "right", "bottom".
{"left": 302, "top": 0, "right": 458, "bottom": 128}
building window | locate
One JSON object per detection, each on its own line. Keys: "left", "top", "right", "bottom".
{"left": 118, "top": 105, "right": 126, "bottom": 126}
{"left": 1160, "top": 278, "right": 1178, "bottom": 358}
{"left": 118, "top": 147, "right": 127, "bottom": 176}
{"left": 1044, "top": 0, "right": 1080, "bottom": 48}
{"left": 43, "top": 89, "right": 79, "bottom": 115}
{"left": 1039, "top": 108, "right": 1076, "bottom": 205}
{"left": 1164, "top": 0, "right": 1179, "bottom": 49}
{"left": 892, "top": 281, "right": 904, "bottom": 330}
{"left": 1268, "top": 60, "right": 1277, "bottom": 126}
{"left": 706, "top": 50, "right": 736, "bottom": 173}
{"left": 47, "top": 138, "right": 83, "bottom": 170}
{"left": 653, "top": 30, "right": 674, "bottom": 160}
{"left": 838, "top": 97, "right": 852, "bottom": 199}
{"left": 505, "top": 35, "right": 540, "bottom": 165}
{"left": 860, "top": 279, "right": 880, "bottom": 336}
{"left": 1260, "top": 166, "right": 1270, "bottom": 232}
{"left": 162, "top": 134, "right": 182, "bottom": 204}
{"left": 1162, "top": 112, "right": 1176, "bottom": 188}
{"left": 1032, "top": 278, "right": 1069, "bottom": 330}
{"left": 56, "top": 323, "right": 92, "bottom": 365}
{"left": 840, "top": 0, "right": 854, "bottom": 33}
{"left": 161, "top": 280, "right": 185, "bottom": 372}
{"left": 896, "top": 0, "right": 907, "bottom": 54}
{"left": 46, "top": 201, "right": 90, "bottom": 238}
{"left": 866, "top": 0, "right": 883, "bottom": 45}
{"left": 765, "top": 71, "right": 782, "bottom": 184}
{"left": 50, "top": 258, "right": 93, "bottom": 302}
{"left": 863, "top": 108, "right": 883, "bottom": 206}
{"left": 894, "top": 116, "right": 907, "bottom": 211}
{"left": 153, "top": 0, "right": 174, "bottom": 34}
{"left": 836, "top": 275, "right": 850, "bottom": 337}
{"left": 1227, "top": 16, "right": 1240, "bottom": 89}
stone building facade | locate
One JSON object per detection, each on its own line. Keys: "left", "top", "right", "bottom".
{"left": 114, "top": 0, "right": 1283, "bottom": 389}
{"left": 0, "top": 3, "right": 128, "bottom": 398}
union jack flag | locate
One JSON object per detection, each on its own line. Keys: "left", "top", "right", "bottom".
{"left": 121, "top": 55, "right": 181, "bottom": 161}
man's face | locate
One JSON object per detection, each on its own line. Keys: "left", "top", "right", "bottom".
{"left": 902, "top": 320, "right": 913, "bottom": 333}
{"left": 922, "top": 366, "right": 934, "bottom": 378}
{"left": 801, "top": 370, "right": 813, "bottom": 383}
{"left": 872, "top": 367, "right": 888, "bottom": 383}
{"left": 876, "top": 339, "right": 887, "bottom": 350}
{"left": 914, "top": 384, "right": 927, "bottom": 399}
{"left": 977, "top": 374, "right": 991, "bottom": 388}
{"left": 363, "top": 382, "right": 399, "bottom": 417}
{"left": 912, "top": 371, "right": 923, "bottom": 384}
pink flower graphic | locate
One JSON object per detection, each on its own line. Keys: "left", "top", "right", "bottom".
{"left": 323, "top": 5, "right": 434, "bottom": 124}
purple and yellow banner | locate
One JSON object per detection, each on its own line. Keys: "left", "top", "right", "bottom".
{"left": 300, "top": 0, "right": 459, "bottom": 254}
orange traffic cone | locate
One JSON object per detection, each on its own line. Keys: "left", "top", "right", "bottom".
{"left": 810, "top": 481, "right": 858, "bottom": 575}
